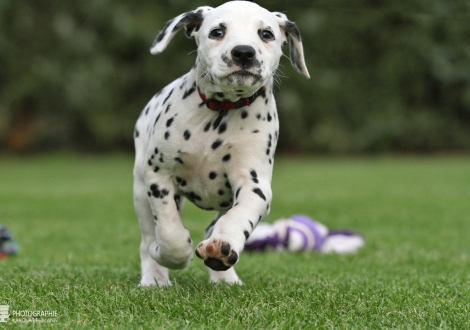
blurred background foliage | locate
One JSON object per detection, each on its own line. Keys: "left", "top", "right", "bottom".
{"left": 1, "top": 0, "right": 469, "bottom": 154}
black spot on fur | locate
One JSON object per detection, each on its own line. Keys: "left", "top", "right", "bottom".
{"left": 166, "top": 117, "right": 174, "bottom": 128}
{"left": 249, "top": 220, "right": 254, "bottom": 229}
{"left": 204, "top": 121, "right": 211, "bottom": 132}
{"left": 252, "top": 188, "right": 266, "bottom": 201}
{"left": 183, "top": 82, "right": 197, "bottom": 99}
{"left": 218, "top": 189, "right": 224, "bottom": 196}
{"left": 267, "top": 112, "right": 272, "bottom": 122}
{"left": 266, "top": 134, "right": 272, "bottom": 155}
{"left": 209, "top": 171, "right": 217, "bottom": 180}
{"left": 180, "top": 78, "right": 187, "bottom": 90}
{"left": 164, "top": 131, "right": 170, "bottom": 139}
{"left": 250, "top": 170, "right": 258, "bottom": 183}
{"left": 154, "top": 19, "right": 174, "bottom": 45}
{"left": 185, "top": 191, "right": 202, "bottom": 201}
{"left": 218, "top": 122, "right": 227, "bottom": 134}
{"left": 222, "top": 53, "right": 234, "bottom": 67}
{"left": 222, "top": 154, "right": 231, "bottom": 162}
{"left": 211, "top": 139, "right": 223, "bottom": 150}
{"left": 153, "top": 166, "right": 160, "bottom": 172}
{"left": 241, "top": 110, "right": 248, "bottom": 119}
{"left": 165, "top": 104, "right": 171, "bottom": 114}
{"left": 154, "top": 113, "right": 161, "bottom": 127}
{"left": 163, "top": 89, "right": 174, "bottom": 105}
{"left": 285, "top": 20, "right": 301, "bottom": 41}
{"left": 220, "top": 201, "right": 230, "bottom": 208}
{"left": 150, "top": 184, "right": 161, "bottom": 198}
{"left": 244, "top": 230, "right": 249, "bottom": 240}
{"left": 235, "top": 187, "right": 242, "bottom": 199}
{"left": 175, "top": 157, "right": 184, "bottom": 165}
{"left": 176, "top": 11, "right": 205, "bottom": 38}
{"left": 212, "top": 111, "right": 227, "bottom": 130}
{"left": 184, "top": 130, "right": 191, "bottom": 140}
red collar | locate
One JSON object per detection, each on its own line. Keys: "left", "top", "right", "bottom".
{"left": 198, "top": 87, "right": 265, "bottom": 111}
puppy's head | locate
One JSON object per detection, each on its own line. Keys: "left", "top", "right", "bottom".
{"left": 151, "top": 1, "right": 309, "bottom": 98}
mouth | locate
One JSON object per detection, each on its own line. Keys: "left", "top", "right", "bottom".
{"left": 224, "top": 70, "right": 262, "bottom": 86}
{"left": 226, "top": 70, "right": 262, "bottom": 80}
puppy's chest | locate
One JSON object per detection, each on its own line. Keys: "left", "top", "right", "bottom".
{"left": 149, "top": 101, "right": 277, "bottom": 211}
{"left": 168, "top": 127, "right": 236, "bottom": 210}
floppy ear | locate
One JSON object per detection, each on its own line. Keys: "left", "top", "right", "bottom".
{"left": 273, "top": 12, "right": 310, "bottom": 78}
{"left": 150, "top": 6, "right": 213, "bottom": 55}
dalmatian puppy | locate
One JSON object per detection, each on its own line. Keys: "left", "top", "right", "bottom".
{"left": 133, "top": 1, "right": 309, "bottom": 286}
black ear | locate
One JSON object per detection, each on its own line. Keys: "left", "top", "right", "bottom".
{"left": 273, "top": 12, "right": 310, "bottom": 78}
{"left": 150, "top": 6, "right": 213, "bottom": 55}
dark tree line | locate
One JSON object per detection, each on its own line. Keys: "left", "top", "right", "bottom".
{"left": 1, "top": 0, "right": 469, "bottom": 153}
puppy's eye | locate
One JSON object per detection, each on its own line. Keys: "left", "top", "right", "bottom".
{"left": 209, "top": 28, "right": 225, "bottom": 39}
{"left": 259, "top": 29, "right": 275, "bottom": 41}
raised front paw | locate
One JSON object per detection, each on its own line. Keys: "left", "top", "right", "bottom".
{"left": 195, "top": 239, "right": 239, "bottom": 271}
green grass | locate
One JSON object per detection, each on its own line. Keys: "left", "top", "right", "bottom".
{"left": 1, "top": 154, "right": 469, "bottom": 329}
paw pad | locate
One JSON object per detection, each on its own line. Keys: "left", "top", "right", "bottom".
{"left": 204, "top": 257, "right": 230, "bottom": 271}
{"left": 195, "top": 240, "right": 239, "bottom": 271}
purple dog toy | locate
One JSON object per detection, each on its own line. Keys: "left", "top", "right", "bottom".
{"left": 245, "top": 215, "right": 364, "bottom": 253}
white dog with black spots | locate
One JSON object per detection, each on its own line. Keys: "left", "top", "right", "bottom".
{"left": 133, "top": 0, "right": 309, "bottom": 286}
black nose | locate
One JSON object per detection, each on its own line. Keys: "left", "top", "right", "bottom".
{"left": 231, "top": 45, "right": 256, "bottom": 68}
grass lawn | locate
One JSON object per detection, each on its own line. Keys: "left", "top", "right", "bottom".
{"left": 0, "top": 154, "right": 469, "bottom": 329}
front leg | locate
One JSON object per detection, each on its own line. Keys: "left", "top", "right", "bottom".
{"left": 195, "top": 171, "right": 272, "bottom": 271}
{"left": 203, "top": 211, "right": 242, "bottom": 284}
{"left": 145, "top": 169, "right": 193, "bottom": 270}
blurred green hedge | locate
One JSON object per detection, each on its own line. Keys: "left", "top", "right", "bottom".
{"left": 1, "top": 0, "right": 469, "bottom": 153}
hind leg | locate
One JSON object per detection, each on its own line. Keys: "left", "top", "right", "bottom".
{"left": 204, "top": 211, "right": 242, "bottom": 285}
